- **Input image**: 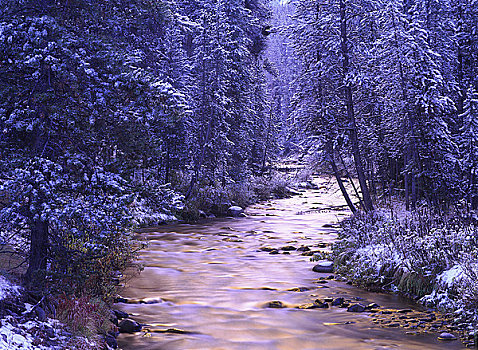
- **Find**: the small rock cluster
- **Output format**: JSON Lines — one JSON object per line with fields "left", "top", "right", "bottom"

{"left": 107, "top": 308, "right": 142, "bottom": 349}
{"left": 259, "top": 243, "right": 327, "bottom": 257}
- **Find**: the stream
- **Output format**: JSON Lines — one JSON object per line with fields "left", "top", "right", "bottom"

{"left": 116, "top": 177, "right": 464, "bottom": 350}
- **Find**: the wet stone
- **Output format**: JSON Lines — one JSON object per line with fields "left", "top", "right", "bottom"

{"left": 159, "top": 328, "right": 194, "bottom": 334}
{"left": 266, "top": 301, "right": 286, "bottom": 308}
{"left": 438, "top": 332, "right": 457, "bottom": 341}
{"left": 287, "top": 287, "right": 310, "bottom": 292}
{"left": 115, "top": 297, "right": 129, "bottom": 303}
{"left": 281, "top": 245, "right": 296, "bottom": 251}
{"left": 113, "top": 310, "right": 129, "bottom": 320}
{"left": 312, "top": 261, "right": 334, "bottom": 273}
{"left": 297, "top": 246, "right": 310, "bottom": 252}
{"left": 269, "top": 249, "right": 280, "bottom": 255}
{"left": 259, "top": 247, "right": 275, "bottom": 252}
{"left": 313, "top": 299, "right": 329, "bottom": 308}
{"left": 119, "top": 319, "right": 142, "bottom": 333}
{"left": 347, "top": 304, "right": 366, "bottom": 313}
{"left": 105, "top": 334, "right": 118, "bottom": 349}
{"left": 331, "top": 297, "right": 344, "bottom": 306}
{"left": 297, "top": 303, "right": 319, "bottom": 310}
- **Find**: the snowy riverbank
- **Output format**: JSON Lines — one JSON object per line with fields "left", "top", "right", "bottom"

{"left": 333, "top": 205, "right": 478, "bottom": 342}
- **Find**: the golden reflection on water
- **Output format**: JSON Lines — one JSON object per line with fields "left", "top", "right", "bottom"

{"left": 117, "top": 177, "right": 464, "bottom": 350}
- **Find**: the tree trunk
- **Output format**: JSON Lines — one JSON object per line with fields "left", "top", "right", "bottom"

{"left": 339, "top": 0, "right": 374, "bottom": 212}
{"left": 392, "top": 15, "right": 421, "bottom": 210}
{"left": 25, "top": 219, "right": 49, "bottom": 283}
{"left": 327, "top": 142, "right": 357, "bottom": 213}
{"left": 337, "top": 148, "right": 364, "bottom": 210}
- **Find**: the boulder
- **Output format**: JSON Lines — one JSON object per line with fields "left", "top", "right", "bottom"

{"left": 113, "top": 309, "right": 129, "bottom": 320}
{"left": 105, "top": 334, "right": 118, "bottom": 349}
{"left": 198, "top": 210, "right": 207, "bottom": 218}
{"left": 366, "top": 303, "right": 380, "bottom": 309}
{"left": 109, "top": 311, "right": 118, "bottom": 326}
{"left": 312, "top": 261, "right": 334, "bottom": 273}
{"left": 280, "top": 245, "right": 296, "bottom": 251}
{"left": 313, "top": 299, "right": 329, "bottom": 308}
{"left": 259, "top": 247, "right": 275, "bottom": 252}
{"left": 331, "top": 297, "right": 345, "bottom": 306}
{"left": 34, "top": 306, "right": 47, "bottom": 322}
{"left": 438, "top": 332, "right": 457, "bottom": 341}
{"left": 297, "top": 246, "right": 310, "bottom": 252}
{"left": 347, "top": 304, "right": 366, "bottom": 312}
{"left": 266, "top": 301, "right": 285, "bottom": 308}
{"left": 227, "top": 206, "right": 244, "bottom": 217}
{"left": 119, "top": 319, "right": 142, "bottom": 333}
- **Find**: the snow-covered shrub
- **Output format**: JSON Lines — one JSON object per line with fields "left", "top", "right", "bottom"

{"left": 180, "top": 171, "right": 292, "bottom": 220}
{"left": 0, "top": 1, "right": 189, "bottom": 299}
{"left": 131, "top": 179, "right": 184, "bottom": 226}
{"left": 251, "top": 172, "right": 291, "bottom": 200}
{"left": 334, "top": 206, "right": 478, "bottom": 311}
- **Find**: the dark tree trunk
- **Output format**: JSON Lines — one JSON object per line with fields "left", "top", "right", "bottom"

{"left": 165, "top": 145, "right": 170, "bottom": 184}
{"left": 25, "top": 219, "right": 49, "bottom": 283}
{"left": 339, "top": 0, "right": 374, "bottom": 212}
{"left": 404, "top": 157, "right": 410, "bottom": 211}
{"left": 337, "top": 148, "right": 364, "bottom": 210}
{"left": 327, "top": 142, "right": 357, "bottom": 213}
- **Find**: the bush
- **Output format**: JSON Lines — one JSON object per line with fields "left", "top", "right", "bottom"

{"left": 180, "top": 172, "right": 292, "bottom": 220}
{"left": 57, "top": 294, "right": 113, "bottom": 341}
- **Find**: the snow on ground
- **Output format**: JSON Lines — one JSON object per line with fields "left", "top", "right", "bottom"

{"left": 0, "top": 316, "right": 65, "bottom": 350}
{"left": 0, "top": 275, "right": 20, "bottom": 301}
{"left": 0, "top": 277, "right": 97, "bottom": 350}
{"left": 437, "top": 264, "right": 466, "bottom": 288}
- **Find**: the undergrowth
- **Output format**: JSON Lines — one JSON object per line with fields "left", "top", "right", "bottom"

{"left": 180, "top": 172, "right": 291, "bottom": 220}
{"left": 333, "top": 204, "right": 478, "bottom": 313}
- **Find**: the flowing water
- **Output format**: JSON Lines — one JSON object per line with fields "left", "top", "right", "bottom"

{"left": 116, "top": 177, "right": 464, "bottom": 350}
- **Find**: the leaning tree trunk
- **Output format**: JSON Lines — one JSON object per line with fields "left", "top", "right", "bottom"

{"left": 339, "top": 0, "right": 374, "bottom": 212}
{"left": 327, "top": 141, "right": 357, "bottom": 213}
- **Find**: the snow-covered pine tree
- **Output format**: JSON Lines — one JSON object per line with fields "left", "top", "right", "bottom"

{"left": 0, "top": 0, "right": 186, "bottom": 292}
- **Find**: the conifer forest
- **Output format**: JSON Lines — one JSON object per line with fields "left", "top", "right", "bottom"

{"left": 0, "top": 0, "right": 478, "bottom": 349}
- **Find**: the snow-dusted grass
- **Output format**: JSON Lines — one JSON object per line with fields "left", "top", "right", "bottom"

{"left": 333, "top": 205, "right": 478, "bottom": 314}
{"left": 0, "top": 315, "right": 101, "bottom": 350}
{"left": 0, "top": 276, "right": 101, "bottom": 350}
